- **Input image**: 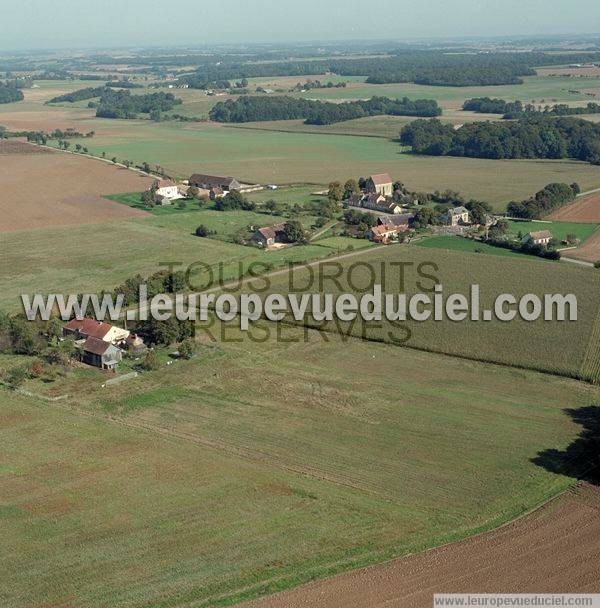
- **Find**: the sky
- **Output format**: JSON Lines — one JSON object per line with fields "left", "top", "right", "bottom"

{"left": 1, "top": 0, "right": 599, "bottom": 51}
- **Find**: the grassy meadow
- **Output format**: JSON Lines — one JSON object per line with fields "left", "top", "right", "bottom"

{"left": 0, "top": 208, "right": 360, "bottom": 313}
{"left": 2, "top": 321, "right": 598, "bottom": 607}
{"left": 505, "top": 220, "right": 600, "bottom": 244}
{"left": 43, "top": 123, "right": 600, "bottom": 208}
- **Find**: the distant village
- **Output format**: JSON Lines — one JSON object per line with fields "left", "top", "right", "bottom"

{"left": 145, "top": 169, "right": 557, "bottom": 250}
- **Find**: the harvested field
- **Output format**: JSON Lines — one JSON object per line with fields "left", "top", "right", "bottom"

{"left": 0, "top": 145, "right": 152, "bottom": 232}
{"left": 0, "top": 140, "right": 52, "bottom": 155}
{"left": 240, "top": 484, "right": 600, "bottom": 608}
{"left": 549, "top": 192, "right": 600, "bottom": 223}
{"left": 563, "top": 230, "right": 600, "bottom": 263}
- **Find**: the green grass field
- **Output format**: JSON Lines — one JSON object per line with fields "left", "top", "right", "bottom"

{"left": 49, "top": 123, "right": 600, "bottom": 209}
{"left": 0, "top": 212, "right": 361, "bottom": 313}
{"left": 2, "top": 320, "right": 598, "bottom": 607}
{"left": 506, "top": 220, "right": 600, "bottom": 244}
{"left": 259, "top": 244, "right": 600, "bottom": 382}
{"left": 415, "top": 235, "right": 542, "bottom": 259}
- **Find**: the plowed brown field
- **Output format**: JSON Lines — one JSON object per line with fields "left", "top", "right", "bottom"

{"left": 563, "top": 231, "right": 600, "bottom": 263}
{"left": 0, "top": 143, "right": 151, "bottom": 232}
{"left": 240, "top": 485, "right": 600, "bottom": 608}
{"left": 549, "top": 193, "right": 600, "bottom": 223}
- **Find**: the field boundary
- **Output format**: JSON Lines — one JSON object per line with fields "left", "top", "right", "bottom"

{"left": 580, "top": 306, "right": 600, "bottom": 383}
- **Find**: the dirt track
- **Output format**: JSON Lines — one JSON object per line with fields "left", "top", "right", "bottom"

{"left": 240, "top": 485, "right": 600, "bottom": 608}
{"left": 0, "top": 143, "right": 151, "bottom": 232}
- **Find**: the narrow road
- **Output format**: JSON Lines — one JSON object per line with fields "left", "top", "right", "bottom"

{"left": 561, "top": 256, "right": 595, "bottom": 268}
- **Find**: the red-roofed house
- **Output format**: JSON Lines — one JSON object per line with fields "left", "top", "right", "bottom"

{"left": 63, "top": 318, "right": 130, "bottom": 344}
{"left": 369, "top": 224, "right": 405, "bottom": 244}
{"left": 251, "top": 223, "right": 287, "bottom": 247}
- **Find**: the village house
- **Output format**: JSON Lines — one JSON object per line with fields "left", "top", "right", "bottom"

{"left": 251, "top": 222, "right": 287, "bottom": 247}
{"left": 189, "top": 173, "right": 241, "bottom": 193}
{"left": 347, "top": 193, "right": 404, "bottom": 215}
{"left": 78, "top": 336, "right": 122, "bottom": 371}
{"left": 444, "top": 206, "right": 471, "bottom": 227}
{"left": 361, "top": 193, "right": 388, "bottom": 211}
{"left": 152, "top": 179, "right": 183, "bottom": 205}
{"left": 365, "top": 173, "right": 394, "bottom": 197}
{"left": 63, "top": 318, "right": 130, "bottom": 344}
{"left": 522, "top": 230, "right": 553, "bottom": 246}
{"left": 378, "top": 213, "right": 413, "bottom": 228}
{"left": 370, "top": 223, "right": 404, "bottom": 244}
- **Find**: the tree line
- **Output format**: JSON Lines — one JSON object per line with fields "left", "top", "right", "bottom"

{"left": 209, "top": 95, "right": 441, "bottom": 124}
{"left": 180, "top": 51, "right": 600, "bottom": 89}
{"left": 399, "top": 116, "right": 600, "bottom": 164}
{"left": 506, "top": 182, "right": 579, "bottom": 219}
{"left": 463, "top": 97, "right": 600, "bottom": 119}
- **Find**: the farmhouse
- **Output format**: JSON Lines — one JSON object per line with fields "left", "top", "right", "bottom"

{"left": 77, "top": 336, "right": 122, "bottom": 371}
{"left": 63, "top": 317, "right": 130, "bottom": 344}
{"left": 347, "top": 193, "right": 404, "bottom": 214}
{"left": 365, "top": 173, "right": 393, "bottom": 197}
{"left": 444, "top": 206, "right": 470, "bottom": 227}
{"left": 189, "top": 174, "right": 241, "bottom": 193}
{"left": 378, "top": 213, "right": 413, "bottom": 227}
{"left": 370, "top": 223, "right": 404, "bottom": 244}
{"left": 522, "top": 230, "right": 553, "bottom": 246}
{"left": 152, "top": 179, "right": 182, "bottom": 204}
{"left": 251, "top": 222, "right": 287, "bottom": 247}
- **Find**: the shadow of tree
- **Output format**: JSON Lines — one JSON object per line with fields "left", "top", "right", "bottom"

{"left": 532, "top": 405, "right": 600, "bottom": 485}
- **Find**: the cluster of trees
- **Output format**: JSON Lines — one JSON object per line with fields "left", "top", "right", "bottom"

{"left": 93, "top": 89, "right": 182, "bottom": 119}
{"left": 342, "top": 209, "right": 378, "bottom": 234}
{"left": 463, "top": 97, "right": 600, "bottom": 119}
{"left": 0, "top": 82, "right": 24, "bottom": 104}
{"left": 209, "top": 95, "right": 441, "bottom": 125}
{"left": 133, "top": 317, "right": 195, "bottom": 347}
{"left": 104, "top": 80, "right": 142, "bottom": 89}
{"left": 400, "top": 116, "right": 600, "bottom": 164}
{"left": 507, "top": 182, "right": 579, "bottom": 219}
{"left": 281, "top": 220, "right": 307, "bottom": 244}
{"left": 113, "top": 269, "right": 189, "bottom": 307}
{"left": 290, "top": 79, "right": 347, "bottom": 91}
{"left": 195, "top": 224, "right": 216, "bottom": 237}
{"left": 47, "top": 86, "right": 107, "bottom": 103}
{"left": 0, "top": 313, "right": 77, "bottom": 388}
{"left": 214, "top": 190, "right": 257, "bottom": 212}
{"left": 47, "top": 86, "right": 182, "bottom": 119}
